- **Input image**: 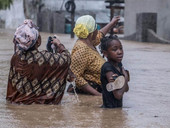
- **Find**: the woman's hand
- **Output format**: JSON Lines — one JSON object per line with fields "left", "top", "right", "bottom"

{"left": 51, "top": 35, "right": 61, "bottom": 47}
{"left": 67, "top": 69, "right": 76, "bottom": 82}
{"left": 81, "top": 84, "right": 102, "bottom": 96}
{"left": 100, "top": 16, "right": 120, "bottom": 35}
{"left": 111, "top": 16, "right": 120, "bottom": 26}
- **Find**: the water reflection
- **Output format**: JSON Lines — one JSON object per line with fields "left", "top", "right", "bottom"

{"left": 100, "top": 108, "right": 128, "bottom": 128}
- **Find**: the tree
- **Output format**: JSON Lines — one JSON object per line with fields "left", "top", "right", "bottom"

{"left": 0, "top": 0, "right": 13, "bottom": 10}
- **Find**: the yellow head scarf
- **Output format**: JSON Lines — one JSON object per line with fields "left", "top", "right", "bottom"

{"left": 73, "top": 15, "right": 97, "bottom": 38}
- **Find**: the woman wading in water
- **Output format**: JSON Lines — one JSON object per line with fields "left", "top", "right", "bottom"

{"left": 6, "top": 20, "right": 71, "bottom": 104}
{"left": 68, "top": 15, "right": 120, "bottom": 96}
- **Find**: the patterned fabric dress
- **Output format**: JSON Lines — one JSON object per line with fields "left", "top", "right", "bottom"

{"left": 6, "top": 45, "right": 71, "bottom": 104}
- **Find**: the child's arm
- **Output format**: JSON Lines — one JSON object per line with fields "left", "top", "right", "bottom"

{"left": 106, "top": 70, "right": 129, "bottom": 100}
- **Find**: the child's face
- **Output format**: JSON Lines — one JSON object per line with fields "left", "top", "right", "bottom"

{"left": 106, "top": 40, "right": 124, "bottom": 63}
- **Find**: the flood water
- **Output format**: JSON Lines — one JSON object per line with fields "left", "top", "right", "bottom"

{"left": 0, "top": 28, "right": 170, "bottom": 128}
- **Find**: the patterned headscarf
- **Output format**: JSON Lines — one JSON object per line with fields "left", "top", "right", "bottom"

{"left": 73, "top": 15, "right": 97, "bottom": 38}
{"left": 14, "top": 19, "right": 39, "bottom": 51}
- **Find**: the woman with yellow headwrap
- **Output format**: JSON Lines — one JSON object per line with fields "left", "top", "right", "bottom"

{"left": 68, "top": 15, "right": 120, "bottom": 96}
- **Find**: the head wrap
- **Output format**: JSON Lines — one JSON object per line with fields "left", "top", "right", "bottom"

{"left": 14, "top": 19, "right": 39, "bottom": 51}
{"left": 73, "top": 15, "right": 97, "bottom": 38}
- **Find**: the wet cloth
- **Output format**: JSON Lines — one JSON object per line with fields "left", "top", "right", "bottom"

{"left": 6, "top": 44, "right": 71, "bottom": 104}
{"left": 70, "top": 31, "right": 105, "bottom": 88}
{"left": 14, "top": 19, "right": 39, "bottom": 51}
{"left": 101, "top": 62, "right": 123, "bottom": 108}
{"left": 73, "top": 15, "right": 97, "bottom": 38}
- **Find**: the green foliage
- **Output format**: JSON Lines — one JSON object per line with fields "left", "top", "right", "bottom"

{"left": 0, "top": 0, "right": 13, "bottom": 10}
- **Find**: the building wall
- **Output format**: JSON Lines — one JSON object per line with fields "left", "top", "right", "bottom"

{"left": 0, "top": 0, "right": 107, "bottom": 29}
{"left": 42, "top": 0, "right": 106, "bottom": 11}
{"left": 0, "top": 0, "right": 25, "bottom": 29}
{"left": 124, "top": 0, "right": 170, "bottom": 40}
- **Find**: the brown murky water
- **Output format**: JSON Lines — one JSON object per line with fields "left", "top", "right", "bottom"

{"left": 0, "top": 28, "right": 170, "bottom": 128}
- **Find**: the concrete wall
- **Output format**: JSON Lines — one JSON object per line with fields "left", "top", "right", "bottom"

{"left": 0, "top": 0, "right": 25, "bottom": 29}
{"left": 37, "top": 11, "right": 65, "bottom": 33}
{"left": 41, "top": 0, "right": 106, "bottom": 11}
{"left": 0, "top": 0, "right": 107, "bottom": 29}
{"left": 157, "top": 1, "right": 170, "bottom": 40}
{"left": 124, "top": 0, "right": 170, "bottom": 40}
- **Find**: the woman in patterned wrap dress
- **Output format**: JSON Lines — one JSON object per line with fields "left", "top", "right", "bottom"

{"left": 6, "top": 19, "right": 71, "bottom": 104}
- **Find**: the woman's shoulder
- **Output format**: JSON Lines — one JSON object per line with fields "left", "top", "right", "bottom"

{"left": 74, "top": 40, "right": 88, "bottom": 49}
{"left": 72, "top": 40, "right": 89, "bottom": 54}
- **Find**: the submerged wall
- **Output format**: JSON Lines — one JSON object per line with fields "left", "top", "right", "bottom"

{"left": 124, "top": 0, "right": 170, "bottom": 40}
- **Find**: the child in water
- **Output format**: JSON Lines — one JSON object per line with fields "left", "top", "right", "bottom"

{"left": 100, "top": 35, "right": 130, "bottom": 108}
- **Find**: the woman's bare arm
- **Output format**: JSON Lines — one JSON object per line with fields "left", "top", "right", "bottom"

{"left": 81, "top": 84, "right": 102, "bottom": 96}
{"left": 100, "top": 16, "right": 120, "bottom": 35}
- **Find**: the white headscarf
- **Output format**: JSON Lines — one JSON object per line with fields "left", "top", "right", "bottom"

{"left": 14, "top": 19, "right": 39, "bottom": 51}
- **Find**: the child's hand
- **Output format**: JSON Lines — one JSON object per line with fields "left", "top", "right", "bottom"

{"left": 125, "top": 70, "right": 130, "bottom": 82}
{"left": 122, "top": 67, "right": 130, "bottom": 82}
{"left": 109, "top": 74, "right": 118, "bottom": 82}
